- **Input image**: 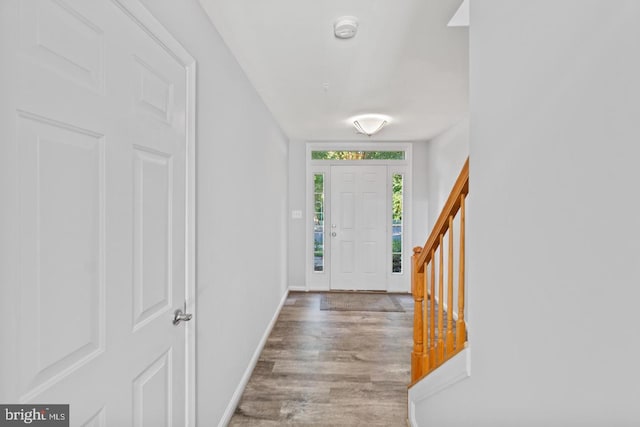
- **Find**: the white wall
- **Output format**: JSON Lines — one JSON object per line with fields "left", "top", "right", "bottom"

{"left": 413, "top": 1, "right": 640, "bottom": 426}
{"left": 287, "top": 140, "right": 307, "bottom": 288}
{"left": 425, "top": 118, "right": 469, "bottom": 231}
{"left": 138, "top": 1, "right": 289, "bottom": 425}
{"left": 412, "top": 141, "right": 430, "bottom": 249}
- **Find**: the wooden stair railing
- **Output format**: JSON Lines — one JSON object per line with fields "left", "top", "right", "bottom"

{"left": 410, "top": 158, "right": 469, "bottom": 385}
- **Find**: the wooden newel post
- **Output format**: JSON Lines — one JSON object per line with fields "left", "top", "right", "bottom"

{"left": 411, "top": 246, "right": 424, "bottom": 382}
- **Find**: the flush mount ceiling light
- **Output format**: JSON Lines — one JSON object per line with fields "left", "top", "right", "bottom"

{"left": 351, "top": 114, "right": 390, "bottom": 137}
{"left": 334, "top": 16, "right": 359, "bottom": 39}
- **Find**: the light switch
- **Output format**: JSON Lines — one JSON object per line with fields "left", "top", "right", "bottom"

{"left": 291, "top": 210, "right": 303, "bottom": 219}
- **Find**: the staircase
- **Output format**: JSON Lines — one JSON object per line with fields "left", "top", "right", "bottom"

{"left": 410, "top": 158, "right": 469, "bottom": 385}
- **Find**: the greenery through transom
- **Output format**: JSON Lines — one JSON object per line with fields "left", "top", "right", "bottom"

{"left": 311, "top": 150, "right": 405, "bottom": 160}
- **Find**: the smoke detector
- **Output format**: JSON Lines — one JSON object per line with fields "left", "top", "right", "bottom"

{"left": 334, "top": 16, "right": 359, "bottom": 39}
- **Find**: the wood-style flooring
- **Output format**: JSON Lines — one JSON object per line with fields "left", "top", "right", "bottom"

{"left": 228, "top": 291, "right": 414, "bottom": 426}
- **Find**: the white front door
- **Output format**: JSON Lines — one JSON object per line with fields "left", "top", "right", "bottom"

{"left": 0, "top": 0, "right": 192, "bottom": 425}
{"left": 330, "top": 165, "right": 387, "bottom": 291}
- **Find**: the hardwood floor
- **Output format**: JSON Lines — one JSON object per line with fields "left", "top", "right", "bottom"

{"left": 228, "top": 291, "right": 414, "bottom": 426}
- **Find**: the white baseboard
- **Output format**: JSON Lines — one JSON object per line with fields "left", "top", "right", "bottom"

{"left": 408, "top": 347, "right": 471, "bottom": 427}
{"left": 217, "top": 289, "right": 290, "bottom": 427}
{"left": 288, "top": 285, "right": 307, "bottom": 292}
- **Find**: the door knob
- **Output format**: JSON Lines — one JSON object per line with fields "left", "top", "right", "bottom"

{"left": 331, "top": 232, "right": 337, "bottom": 237}
{"left": 173, "top": 309, "right": 193, "bottom": 325}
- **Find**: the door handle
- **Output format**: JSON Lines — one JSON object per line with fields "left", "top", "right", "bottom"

{"left": 331, "top": 232, "right": 337, "bottom": 237}
{"left": 173, "top": 309, "right": 193, "bottom": 325}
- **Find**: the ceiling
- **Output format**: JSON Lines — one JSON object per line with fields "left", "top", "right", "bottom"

{"left": 198, "top": 0, "right": 469, "bottom": 142}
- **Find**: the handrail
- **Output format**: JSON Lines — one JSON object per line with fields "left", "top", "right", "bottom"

{"left": 415, "top": 158, "right": 469, "bottom": 269}
{"left": 410, "top": 157, "right": 469, "bottom": 386}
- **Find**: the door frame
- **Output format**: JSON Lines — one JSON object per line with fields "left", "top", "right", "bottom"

{"left": 114, "top": 1, "right": 197, "bottom": 425}
{"left": 305, "top": 142, "right": 412, "bottom": 292}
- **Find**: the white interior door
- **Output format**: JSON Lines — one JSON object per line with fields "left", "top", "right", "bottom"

{"left": 0, "top": 0, "right": 192, "bottom": 425}
{"left": 330, "top": 165, "right": 387, "bottom": 291}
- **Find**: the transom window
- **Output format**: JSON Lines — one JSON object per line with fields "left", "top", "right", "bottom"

{"left": 311, "top": 151, "right": 405, "bottom": 160}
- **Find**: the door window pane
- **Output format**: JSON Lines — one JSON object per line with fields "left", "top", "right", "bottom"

{"left": 392, "top": 174, "right": 403, "bottom": 273}
{"left": 313, "top": 174, "right": 325, "bottom": 272}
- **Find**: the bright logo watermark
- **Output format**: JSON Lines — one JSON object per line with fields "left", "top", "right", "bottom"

{"left": 0, "top": 405, "right": 68, "bottom": 426}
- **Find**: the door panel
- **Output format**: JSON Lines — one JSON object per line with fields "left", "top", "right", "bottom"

{"left": 330, "top": 166, "right": 387, "bottom": 290}
{"left": 17, "top": 112, "right": 105, "bottom": 401}
{"left": 132, "top": 350, "right": 172, "bottom": 427}
{"left": 132, "top": 147, "right": 173, "bottom": 331}
{"left": 0, "top": 0, "right": 190, "bottom": 425}
{"left": 19, "top": 0, "right": 105, "bottom": 93}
